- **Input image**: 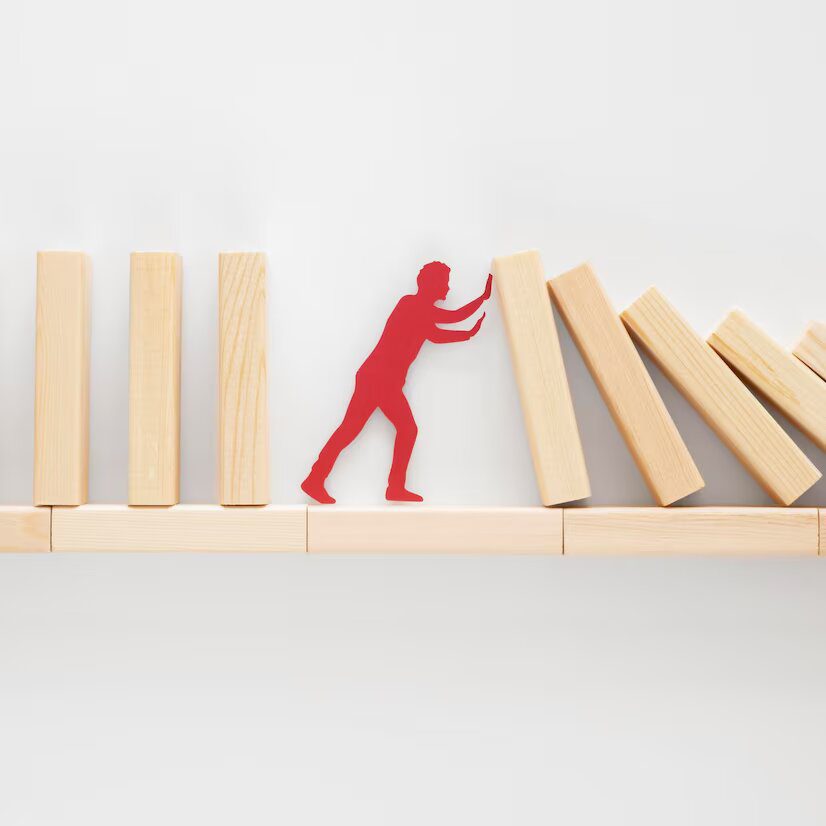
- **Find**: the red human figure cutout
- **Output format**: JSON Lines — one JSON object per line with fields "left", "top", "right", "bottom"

{"left": 302, "top": 262, "right": 492, "bottom": 504}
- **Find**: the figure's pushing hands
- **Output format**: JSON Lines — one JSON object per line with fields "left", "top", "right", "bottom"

{"left": 301, "top": 262, "right": 492, "bottom": 504}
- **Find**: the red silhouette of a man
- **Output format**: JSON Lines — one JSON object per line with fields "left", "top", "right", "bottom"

{"left": 302, "top": 262, "right": 492, "bottom": 504}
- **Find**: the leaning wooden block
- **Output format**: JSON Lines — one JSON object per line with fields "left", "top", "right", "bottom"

{"left": 0, "top": 507, "right": 51, "bottom": 552}
{"left": 621, "top": 289, "right": 820, "bottom": 505}
{"left": 708, "top": 310, "right": 826, "bottom": 451}
{"left": 34, "top": 252, "right": 91, "bottom": 505}
{"left": 492, "top": 250, "right": 590, "bottom": 505}
{"left": 308, "top": 507, "right": 562, "bottom": 553}
{"left": 219, "top": 253, "right": 269, "bottom": 505}
{"left": 129, "top": 253, "right": 182, "bottom": 505}
{"left": 793, "top": 322, "right": 826, "bottom": 381}
{"left": 564, "top": 507, "right": 818, "bottom": 555}
{"left": 52, "top": 505, "right": 306, "bottom": 552}
{"left": 549, "top": 263, "right": 703, "bottom": 505}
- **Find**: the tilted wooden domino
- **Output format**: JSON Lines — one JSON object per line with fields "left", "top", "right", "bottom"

{"left": 51, "top": 505, "right": 306, "bottom": 552}
{"left": 0, "top": 506, "right": 51, "bottom": 552}
{"left": 549, "top": 263, "right": 704, "bottom": 505}
{"left": 34, "top": 252, "right": 91, "bottom": 505}
{"left": 564, "top": 507, "right": 818, "bottom": 555}
{"left": 708, "top": 310, "right": 826, "bottom": 451}
{"left": 308, "top": 507, "right": 562, "bottom": 553}
{"left": 129, "top": 253, "right": 182, "bottom": 505}
{"left": 492, "top": 250, "right": 590, "bottom": 505}
{"left": 621, "top": 288, "right": 820, "bottom": 505}
{"left": 793, "top": 321, "right": 826, "bottom": 382}
{"left": 219, "top": 253, "right": 269, "bottom": 505}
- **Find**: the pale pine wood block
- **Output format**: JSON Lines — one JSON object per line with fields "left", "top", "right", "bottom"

{"left": 219, "top": 253, "right": 269, "bottom": 505}
{"left": 0, "top": 507, "right": 51, "bottom": 552}
{"left": 549, "top": 264, "right": 703, "bottom": 506}
{"left": 491, "top": 250, "right": 590, "bottom": 505}
{"left": 708, "top": 310, "right": 826, "bottom": 451}
{"left": 621, "top": 288, "right": 820, "bottom": 505}
{"left": 564, "top": 507, "right": 818, "bottom": 555}
{"left": 34, "top": 252, "right": 91, "bottom": 505}
{"left": 129, "top": 253, "right": 182, "bottom": 505}
{"left": 52, "top": 505, "right": 306, "bottom": 552}
{"left": 308, "top": 507, "right": 562, "bottom": 553}
{"left": 793, "top": 321, "right": 826, "bottom": 381}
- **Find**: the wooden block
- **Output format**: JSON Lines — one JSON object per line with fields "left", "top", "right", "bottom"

{"left": 52, "top": 505, "right": 306, "bottom": 552}
{"left": 492, "top": 250, "right": 590, "bottom": 505}
{"left": 549, "top": 264, "right": 704, "bottom": 505}
{"left": 564, "top": 507, "right": 818, "bottom": 555}
{"left": 621, "top": 289, "right": 820, "bottom": 505}
{"left": 129, "top": 253, "right": 182, "bottom": 505}
{"left": 219, "top": 253, "right": 269, "bottom": 505}
{"left": 820, "top": 509, "right": 825, "bottom": 556}
{"left": 0, "top": 507, "right": 51, "bottom": 552}
{"left": 34, "top": 252, "right": 91, "bottom": 505}
{"left": 308, "top": 507, "right": 562, "bottom": 553}
{"left": 708, "top": 310, "right": 826, "bottom": 451}
{"left": 793, "top": 322, "right": 826, "bottom": 381}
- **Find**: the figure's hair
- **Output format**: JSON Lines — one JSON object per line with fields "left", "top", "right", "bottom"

{"left": 417, "top": 261, "right": 450, "bottom": 290}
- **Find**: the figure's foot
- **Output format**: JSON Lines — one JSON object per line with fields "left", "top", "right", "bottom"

{"left": 386, "top": 486, "right": 423, "bottom": 502}
{"left": 301, "top": 474, "right": 335, "bottom": 504}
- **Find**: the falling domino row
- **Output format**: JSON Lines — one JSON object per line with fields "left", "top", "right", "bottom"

{"left": 1, "top": 247, "right": 824, "bottom": 554}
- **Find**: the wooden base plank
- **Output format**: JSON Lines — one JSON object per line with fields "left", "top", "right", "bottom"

{"left": 564, "top": 507, "right": 818, "bottom": 556}
{"left": 51, "top": 505, "right": 306, "bottom": 552}
{"left": 793, "top": 321, "right": 826, "bottom": 382}
{"left": 708, "top": 310, "right": 826, "bottom": 451}
{"left": 0, "top": 507, "right": 51, "bottom": 552}
{"left": 308, "top": 507, "right": 562, "bottom": 553}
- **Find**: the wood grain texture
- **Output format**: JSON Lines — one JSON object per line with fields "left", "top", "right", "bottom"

{"left": 549, "top": 264, "right": 703, "bottom": 505}
{"left": 34, "top": 252, "right": 91, "bottom": 505}
{"left": 708, "top": 310, "right": 826, "bottom": 451}
{"left": 564, "top": 507, "right": 818, "bottom": 555}
{"left": 52, "top": 505, "right": 306, "bottom": 552}
{"left": 308, "top": 507, "right": 562, "bottom": 553}
{"left": 621, "top": 289, "right": 820, "bottom": 505}
{"left": 219, "top": 253, "right": 269, "bottom": 504}
{"left": 129, "top": 253, "right": 182, "bottom": 505}
{"left": 492, "top": 250, "right": 590, "bottom": 505}
{"left": 793, "top": 321, "right": 826, "bottom": 381}
{"left": 0, "top": 507, "right": 51, "bottom": 552}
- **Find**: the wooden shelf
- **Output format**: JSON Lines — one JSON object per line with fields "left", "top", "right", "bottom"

{"left": 0, "top": 505, "right": 823, "bottom": 555}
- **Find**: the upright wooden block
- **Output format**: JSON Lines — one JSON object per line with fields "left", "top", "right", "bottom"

{"left": 492, "top": 250, "right": 590, "bottom": 505}
{"left": 219, "top": 253, "right": 269, "bottom": 505}
{"left": 129, "top": 253, "right": 182, "bottom": 505}
{"left": 34, "top": 252, "right": 91, "bottom": 505}
{"left": 549, "top": 264, "right": 704, "bottom": 505}
{"left": 52, "top": 505, "right": 306, "bottom": 552}
{"left": 308, "top": 507, "right": 562, "bottom": 553}
{"left": 793, "top": 322, "right": 826, "bottom": 381}
{"left": 621, "top": 289, "right": 820, "bottom": 505}
{"left": 564, "top": 507, "right": 818, "bottom": 555}
{"left": 708, "top": 311, "right": 826, "bottom": 451}
{"left": 0, "top": 507, "right": 51, "bottom": 552}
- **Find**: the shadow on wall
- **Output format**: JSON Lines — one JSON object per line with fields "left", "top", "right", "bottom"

{"left": 555, "top": 311, "right": 826, "bottom": 507}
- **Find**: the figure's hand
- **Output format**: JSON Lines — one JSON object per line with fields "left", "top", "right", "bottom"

{"left": 482, "top": 273, "right": 493, "bottom": 301}
{"left": 470, "top": 312, "right": 486, "bottom": 337}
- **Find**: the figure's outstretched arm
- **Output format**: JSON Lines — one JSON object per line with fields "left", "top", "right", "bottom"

{"left": 428, "top": 313, "right": 485, "bottom": 344}
{"left": 432, "top": 274, "right": 492, "bottom": 322}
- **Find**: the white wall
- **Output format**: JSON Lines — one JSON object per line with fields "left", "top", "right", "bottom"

{"left": 1, "top": 0, "right": 825, "bottom": 822}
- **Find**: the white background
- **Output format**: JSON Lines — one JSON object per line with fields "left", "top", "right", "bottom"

{"left": 1, "top": 0, "right": 826, "bottom": 822}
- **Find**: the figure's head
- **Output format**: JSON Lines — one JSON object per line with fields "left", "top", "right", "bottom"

{"left": 416, "top": 261, "right": 450, "bottom": 300}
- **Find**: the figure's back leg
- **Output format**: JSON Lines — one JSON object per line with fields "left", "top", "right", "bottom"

{"left": 378, "top": 389, "right": 422, "bottom": 501}
{"left": 303, "top": 378, "right": 377, "bottom": 503}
